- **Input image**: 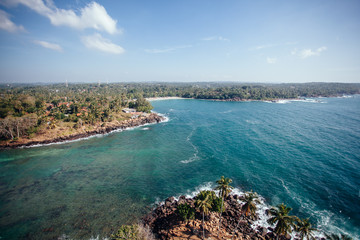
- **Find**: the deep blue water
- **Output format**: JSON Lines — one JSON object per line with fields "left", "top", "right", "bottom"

{"left": 0, "top": 97, "right": 359, "bottom": 239}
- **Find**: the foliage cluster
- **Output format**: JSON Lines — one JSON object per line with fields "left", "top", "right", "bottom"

{"left": 128, "top": 96, "right": 153, "bottom": 113}
{"left": 177, "top": 203, "right": 195, "bottom": 222}
{"left": 0, "top": 83, "right": 156, "bottom": 140}
{"left": 195, "top": 190, "right": 223, "bottom": 213}
{"left": 111, "top": 223, "right": 154, "bottom": 240}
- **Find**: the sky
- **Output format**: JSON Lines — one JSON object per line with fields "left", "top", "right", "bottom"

{"left": 0, "top": 0, "right": 359, "bottom": 83}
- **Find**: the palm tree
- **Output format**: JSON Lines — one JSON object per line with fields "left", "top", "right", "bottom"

{"left": 296, "top": 218, "right": 317, "bottom": 240}
{"left": 267, "top": 203, "right": 296, "bottom": 238}
{"left": 241, "top": 191, "right": 260, "bottom": 217}
{"left": 214, "top": 176, "right": 233, "bottom": 236}
{"left": 195, "top": 192, "right": 212, "bottom": 240}
{"left": 231, "top": 191, "right": 260, "bottom": 240}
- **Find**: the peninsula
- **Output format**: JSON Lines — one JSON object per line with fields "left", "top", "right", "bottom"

{"left": 1, "top": 82, "right": 359, "bottom": 148}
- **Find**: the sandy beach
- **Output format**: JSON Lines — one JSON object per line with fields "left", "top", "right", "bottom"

{"left": 146, "top": 97, "right": 188, "bottom": 101}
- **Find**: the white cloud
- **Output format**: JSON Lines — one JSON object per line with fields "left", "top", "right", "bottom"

{"left": 145, "top": 45, "right": 192, "bottom": 54}
{"left": 267, "top": 57, "right": 277, "bottom": 64}
{"left": 292, "top": 46, "right": 327, "bottom": 59}
{"left": 249, "top": 43, "right": 277, "bottom": 51}
{"left": 2, "top": 0, "right": 119, "bottom": 34}
{"left": 291, "top": 48, "right": 298, "bottom": 55}
{"left": 0, "top": 9, "right": 25, "bottom": 32}
{"left": 34, "top": 40, "right": 62, "bottom": 52}
{"left": 81, "top": 33, "right": 124, "bottom": 54}
{"left": 202, "top": 36, "right": 229, "bottom": 41}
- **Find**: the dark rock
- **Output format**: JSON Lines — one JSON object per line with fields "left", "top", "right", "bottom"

{"left": 164, "top": 200, "right": 172, "bottom": 208}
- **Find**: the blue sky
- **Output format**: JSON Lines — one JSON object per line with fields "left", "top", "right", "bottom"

{"left": 0, "top": 0, "right": 359, "bottom": 83}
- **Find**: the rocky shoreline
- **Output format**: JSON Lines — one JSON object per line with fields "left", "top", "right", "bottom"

{"left": 143, "top": 194, "right": 287, "bottom": 240}
{"left": 0, "top": 113, "right": 165, "bottom": 149}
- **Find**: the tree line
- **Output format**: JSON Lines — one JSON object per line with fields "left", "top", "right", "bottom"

{"left": 1, "top": 82, "right": 359, "bottom": 140}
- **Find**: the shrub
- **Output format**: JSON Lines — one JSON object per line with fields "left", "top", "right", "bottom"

{"left": 111, "top": 223, "right": 155, "bottom": 240}
{"left": 177, "top": 203, "right": 195, "bottom": 222}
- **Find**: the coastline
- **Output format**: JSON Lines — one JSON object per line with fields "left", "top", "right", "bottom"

{"left": 0, "top": 113, "right": 165, "bottom": 149}
{"left": 143, "top": 190, "right": 328, "bottom": 240}
{"left": 143, "top": 193, "right": 285, "bottom": 240}
{"left": 146, "top": 97, "right": 189, "bottom": 101}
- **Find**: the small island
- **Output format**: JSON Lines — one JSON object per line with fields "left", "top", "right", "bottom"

{"left": 113, "top": 177, "right": 352, "bottom": 240}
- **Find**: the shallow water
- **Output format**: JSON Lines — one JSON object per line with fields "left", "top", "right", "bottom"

{"left": 0, "top": 97, "right": 359, "bottom": 239}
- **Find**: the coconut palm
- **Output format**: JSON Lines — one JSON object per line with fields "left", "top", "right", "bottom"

{"left": 215, "top": 176, "right": 234, "bottom": 199}
{"left": 241, "top": 191, "right": 260, "bottom": 217}
{"left": 267, "top": 203, "right": 296, "bottom": 238}
{"left": 215, "top": 176, "right": 233, "bottom": 236}
{"left": 231, "top": 191, "right": 259, "bottom": 240}
{"left": 296, "top": 218, "right": 317, "bottom": 240}
{"left": 195, "top": 192, "right": 212, "bottom": 240}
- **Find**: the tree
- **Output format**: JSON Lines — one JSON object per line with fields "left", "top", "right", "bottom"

{"left": 0, "top": 114, "right": 37, "bottom": 140}
{"left": 177, "top": 203, "right": 195, "bottom": 223}
{"left": 295, "top": 218, "right": 317, "bottom": 240}
{"left": 231, "top": 191, "right": 260, "bottom": 240}
{"left": 0, "top": 117, "right": 15, "bottom": 140}
{"left": 214, "top": 176, "right": 233, "bottom": 236}
{"left": 241, "top": 191, "right": 260, "bottom": 217}
{"left": 133, "top": 96, "right": 153, "bottom": 113}
{"left": 195, "top": 191, "right": 212, "bottom": 240}
{"left": 267, "top": 203, "right": 296, "bottom": 238}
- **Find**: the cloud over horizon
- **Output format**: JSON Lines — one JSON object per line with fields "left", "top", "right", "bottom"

{"left": 1, "top": 0, "right": 120, "bottom": 34}
{"left": 81, "top": 33, "right": 124, "bottom": 54}
{"left": 267, "top": 57, "right": 277, "bottom": 64}
{"left": 292, "top": 46, "right": 327, "bottom": 59}
{"left": 0, "top": 9, "right": 25, "bottom": 33}
{"left": 202, "top": 36, "right": 229, "bottom": 41}
{"left": 145, "top": 45, "right": 192, "bottom": 54}
{"left": 34, "top": 40, "right": 62, "bottom": 52}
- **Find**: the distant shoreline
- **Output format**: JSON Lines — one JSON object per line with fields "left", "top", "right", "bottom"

{"left": 146, "top": 97, "right": 189, "bottom": 101}
{"left": 0, "top": 113, "right": 165, "bottom": 149}
{"left": 148, "top": 95, "right": 356, "bottom": 103}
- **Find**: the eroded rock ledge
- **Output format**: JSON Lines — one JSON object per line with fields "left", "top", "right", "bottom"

{"left": 0, "top": 113, "right": 165, "bottom": 149}
{"left": 143, "top": 195, "right": 283, "bottom": 240}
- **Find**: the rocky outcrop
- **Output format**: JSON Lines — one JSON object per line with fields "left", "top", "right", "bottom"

{"left": 143, "top": 195, "right": 283, "bottom": 240}
{"left": 0, "top": 113, "right": 165, "bottom": 149}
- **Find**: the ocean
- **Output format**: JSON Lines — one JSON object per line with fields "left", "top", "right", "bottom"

{"left": 0, "top": 96, "right": 359, "bottom": 239}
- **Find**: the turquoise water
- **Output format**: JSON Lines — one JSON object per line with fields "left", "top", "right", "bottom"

{"left": 0, "top": 97, "right": 359, "bottom": 239}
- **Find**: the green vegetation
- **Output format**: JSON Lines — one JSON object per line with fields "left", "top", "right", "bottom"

{"left": 177, "top": 203, "right": 195, "bottom": 222}
{"left": 295, "top": 218, "right": 317, "bottom": 240}
{"left": 129, "top": 96, "right": 153, "bottom": 113}
{"left": 215, "top": 176, "right": 233, "bottom": 236}
{"left": 241, "top": 191, "right": 260, "bottom": 217}
{"left": 267, "top": 203, "right": 297, "bottom": 237}
{"left": 195, "top": 191, "right": 212, "bottom": 240}
{"left": 195, "top": 190, "right": 223, "bottom": 213}
{"left": 1, "top": 82, "right": 359, "bottom": 141}
{"left": 0, "top": 83, "right": 154, "bottom": 141}
{"left": 111, "top": 223, "right": 154, "bottom": 240}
